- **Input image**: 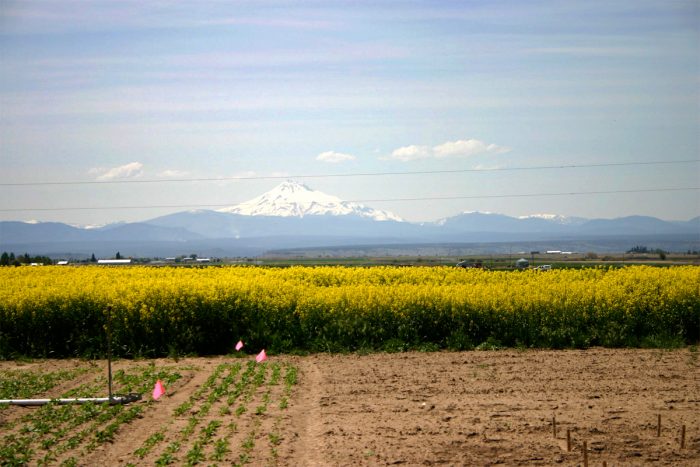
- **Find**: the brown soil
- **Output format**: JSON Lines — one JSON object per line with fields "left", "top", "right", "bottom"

{"left": 1, "top": 348, "right": 698, "bottom": 466}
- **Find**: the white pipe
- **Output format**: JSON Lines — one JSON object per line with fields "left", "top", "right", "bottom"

{"left": 0, "top": 393, "right": 141, "bottom": 406}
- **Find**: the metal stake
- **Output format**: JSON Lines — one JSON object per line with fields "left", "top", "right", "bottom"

{"left": 107, "top": 305, "right": 113, "bottom": 403}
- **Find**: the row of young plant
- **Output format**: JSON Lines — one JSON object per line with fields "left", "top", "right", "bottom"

{"left": 0, "top": 364, "right": 183, "bottom": 466}
{"left": 0, "top": 367, "right": 88, "bottom": 400}
{"left": 2, "top": 265, "right": 698, "bottom": 357}
{"left": 131, "top": 360, "right": 297, "bottom": 466}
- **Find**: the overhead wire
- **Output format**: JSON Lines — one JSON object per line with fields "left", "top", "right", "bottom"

{"left": 1, "top": 159, "right": 697, "bottom": 187}
{"left": 1, "top": 159, "right": 697, "bottom": 213}
{"left": 1, "top": 187, "right": 697, "bottom": 212}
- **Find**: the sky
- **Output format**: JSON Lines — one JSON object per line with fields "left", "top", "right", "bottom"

{"left": 1, "top": 0, "right": 698, "bottom": 225}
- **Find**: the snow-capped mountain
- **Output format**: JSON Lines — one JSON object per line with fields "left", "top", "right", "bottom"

{"left": 217, "top": 180, "right": 403, "bottom": 222}
{"left": 517, "top": 213, "right": 587, "bottom": 225}
{"left": 435, "top": 211, "right": 590, "bottom": 229}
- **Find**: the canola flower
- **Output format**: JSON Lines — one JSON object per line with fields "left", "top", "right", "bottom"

{"left": 1, "top": 265, "right": 698, "bottom": 358}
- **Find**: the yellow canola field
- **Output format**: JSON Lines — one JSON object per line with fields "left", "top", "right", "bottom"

{"left": 1, "top": 265, "right": 698, "bottom": 357}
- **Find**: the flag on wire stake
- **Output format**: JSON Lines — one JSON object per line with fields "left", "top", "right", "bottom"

{"left": 152, "top": 380, "right": 166, "bottom": 400}
{"left": 235, "top": 340, "right": 244, "bottom": 351}
{"left": 256, "top": 349, "right": 267, "bottom": 363}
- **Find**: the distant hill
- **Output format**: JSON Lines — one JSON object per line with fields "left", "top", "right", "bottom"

{"left": 1, "top": 181, "right": 698, "bottom": 257}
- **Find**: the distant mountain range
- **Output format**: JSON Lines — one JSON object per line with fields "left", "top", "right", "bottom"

{"left": 1, "top": 181, "right": 698, "bottom": 258}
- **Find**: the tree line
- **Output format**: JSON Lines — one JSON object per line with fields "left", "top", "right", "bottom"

{"left": 1, "top": 252, "right": 54, "bottom": 266}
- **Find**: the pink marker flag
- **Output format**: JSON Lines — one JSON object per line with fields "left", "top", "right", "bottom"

{"left": 152, "top": 379, "right": 166, "bottom": 400}
{"left": 256, "top": 349, "right": 267, "bottom": 363}
{"left": 235, "top": 340, "right": 244, "bottom": 351}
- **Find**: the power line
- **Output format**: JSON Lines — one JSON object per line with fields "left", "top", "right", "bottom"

{"left": 351, "top": 187, "right": 700, "bottom": 203}
{"left": 1, "top": 159, "right": 698, "bottom": 187}
{"left": 1, "top": 187, "right": 696, "bottom": 213}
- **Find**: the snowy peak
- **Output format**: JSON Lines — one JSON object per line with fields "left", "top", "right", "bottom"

{"left": 518, "top": 213, "right": 563, "bottom": 221}
{"left": 217, "top": 180, "right": 403, "bottom": 222}
{"left": 517, "top": 213, "right": 587, "bottom": 225}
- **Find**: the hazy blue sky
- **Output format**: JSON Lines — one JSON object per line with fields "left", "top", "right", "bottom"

{"left": 1, "top": 0, "right": 698, "bottom": 225}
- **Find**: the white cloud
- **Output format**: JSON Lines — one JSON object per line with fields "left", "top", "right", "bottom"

{"left": 316, "top": 150, "right": 356, "bottom": 163}
{"left": 386, "top": 139, "right": 510, "bottom": 162}
{"left": 90, "top": 161, "right": 144, "bottom": 180}
{"left": 432, "top": 139, "right": 510, "bottom": 158}
{"left": 387, "top": 145, "right": 431, "bottom": 161}
{"left": 157, "top": 169, "right": 189, "bottom": 178}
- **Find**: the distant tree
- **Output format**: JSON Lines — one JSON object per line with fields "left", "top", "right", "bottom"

{"left": 0, "top": 252, "right": 9, "bottom": 266}
{"left": 33, "top": 255, "right": 51, "bottom": 265}
{"left": 659, "top": 251, "right": 666, "bottom": 260}
{"left": 115, "top": 251, "right": 122, "bottom": 260}
{"left": 91, "top": 253, "right": 97, "bottom": 263}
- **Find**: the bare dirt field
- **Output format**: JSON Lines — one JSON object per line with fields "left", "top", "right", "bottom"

{"left": 1, "top": 348, "right": 699, "bottom": 466}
